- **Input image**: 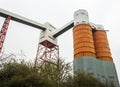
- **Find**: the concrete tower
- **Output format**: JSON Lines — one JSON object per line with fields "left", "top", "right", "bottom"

{"left": 73, "top": 10, "right": 119, "bottom": 87}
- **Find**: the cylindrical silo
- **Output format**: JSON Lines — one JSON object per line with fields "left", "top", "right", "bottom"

{"left": 93, "top": 30, "right": 112, "bottom": 61}
{"left": 73, "top": 24, "right": 96, "bottom": 58}
{"left": 73, "top": 10, "right": 119, "bottom": 87}
{"left": 73, "top": 10, "right": 97, "bottom": 75}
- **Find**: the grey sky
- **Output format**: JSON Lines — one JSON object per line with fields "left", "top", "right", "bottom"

{"left": 0, "top": 0, "right": 120, "bottom": 83}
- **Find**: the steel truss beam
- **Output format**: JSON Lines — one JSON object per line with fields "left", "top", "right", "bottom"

{"left": 0, "top": 8, "right": 46, "bottom": 31}
{"left": 53, "top": 20, "right": 74, "bottom": 38}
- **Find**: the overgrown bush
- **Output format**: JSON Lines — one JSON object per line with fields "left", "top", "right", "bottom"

{"left": 0, "top": 54, "right": 113, "bottom": 87}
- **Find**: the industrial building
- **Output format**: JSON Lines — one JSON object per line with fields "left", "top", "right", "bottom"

{"left": 73, "top": 10, "right": 119, "bottom": 87}
{"left": 0, "top": 8, "right": 119, "bottom": 87}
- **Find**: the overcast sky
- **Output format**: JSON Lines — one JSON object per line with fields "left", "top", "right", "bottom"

{"left": 0, "top": 0, "right": 120, "bottom": 82}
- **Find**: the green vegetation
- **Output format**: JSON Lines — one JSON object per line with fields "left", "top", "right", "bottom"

{"left": 0, "top": 54, "right": 113, "bottom": 87}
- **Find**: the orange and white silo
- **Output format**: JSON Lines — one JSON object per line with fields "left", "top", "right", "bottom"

{"left": 73, "top": 10, "right": 98, "bottom": 77}
{"left": 73, "top": 24, "right": 95, "bottom": 58}
{"left": 73, "top": 10, "right": 97, "bottom": 75}
{"left": 73, "top": 10, "right": 119, "bottom": 87}
{"left": 73, "top": 10, "right": 96, "bottom": 59}
{"left": 93, "top": 26, "right": 112, "bottom": 61}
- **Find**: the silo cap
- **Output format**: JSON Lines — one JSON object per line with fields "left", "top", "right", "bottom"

{"left": 75, "top": 9, "right": 88, "bottom": 12}
{"left": 74, "top": 9, "right": 88, "bottom": 16}
{"left": 96, "top": 24, "right": 104, "bottom": 30}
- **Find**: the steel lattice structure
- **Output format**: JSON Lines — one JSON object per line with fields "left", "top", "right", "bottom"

{"left": 35, "top": 40, "right": 59, "bottom": 66}
{"left": 0, "top": 16, "right": 11, "bottom": 53}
